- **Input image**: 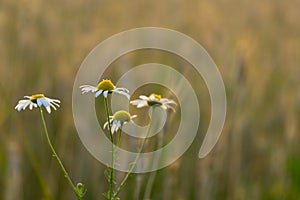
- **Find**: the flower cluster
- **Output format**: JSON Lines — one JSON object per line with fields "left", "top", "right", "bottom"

{"left": 79, "top": 79, "right": 177, "bottom": 131}
{"left": 15, "top": 78, "right": 177, "bottom": 200}
{"left": 79, "top": 79, "right": 178, "bottom": 199}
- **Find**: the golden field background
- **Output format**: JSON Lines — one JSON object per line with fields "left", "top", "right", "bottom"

{"left": 0, "top": 0, "right": 300, "bottom": 199}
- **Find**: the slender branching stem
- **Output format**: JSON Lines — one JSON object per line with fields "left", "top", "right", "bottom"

{"left": 116, "top": 125, "right": 123, "bottom": 148}
{"left": 104, "top": 97, "right": 115, "bottom": 200}
{"left": 113, "top": 108, "right": 154, "bottom": 198}
{"left": 38, "top": 108, "right": 82, "bottom": 200}
{"left": 143, "top": 128, "right": 164, "bottom": 199}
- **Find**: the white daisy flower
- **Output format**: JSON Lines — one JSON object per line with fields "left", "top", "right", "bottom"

{"left": 80, "top": 79, "right": 130, "bottom": 99}
{"left": 15, "top": 94, "right": 61, "bottom": 114}
{"left": 103, "top": 110, "right": 137, "bottom": 134}
{"left": 130, "top": 93, "right": 177, "bottom": 112}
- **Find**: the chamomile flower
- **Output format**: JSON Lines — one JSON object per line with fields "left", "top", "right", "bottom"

{"left": 103, "top": 110, "right": 137, "bottom": 134}
{"left": 80, "top": 79, "right": 130, "bottom": 99}
{"left": 15, "top": 94, "right": 60, "bottom": 114}
{"left": 130, "top": 93, "right": 177, "bottom": 112}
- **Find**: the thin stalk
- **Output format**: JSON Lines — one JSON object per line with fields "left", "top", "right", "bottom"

{"left": 113, "top": 108, "right": 154, "bottom": 199}
{"left": 104, "top": 97, "right": 114, "bottom": 200}
{"left": 112, "top": 126, "right": 123, "bottom": 189}
{"left": 38, "top": 108, "right": 81, "bottom": 199}
{"left": 116, "top": 125, "right": 123, "bottom": 148}
{"left": 113, "top": 126, "right": 123, "bottom": 169}
{"left": 112, "top": 126, "right": 123, "bottom": 178}
{"left": 143, "top": 130, "right": 164, "bottom": 199}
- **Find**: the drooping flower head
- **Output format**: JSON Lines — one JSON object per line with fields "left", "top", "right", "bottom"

{"left": 15, "top": 94, "right": 60, "bottom": 114}
{"left": 80, "top": 79, "right": 130, "bottom": 99}
{"left": 130, "top": 93, "right": 176, "bottom": 112}
{"left": 103, "top": 110, "right": 137, "bottom": 134}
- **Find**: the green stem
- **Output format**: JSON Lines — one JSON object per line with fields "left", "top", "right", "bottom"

{"left": 107, "top": 126, "right": 122, "bottom": 200}
{"left": 116, "top": 125, "right": 123, "bottom": 148}
{"left": 104, "top": 97, "right": 114, "bottom": 200}
{"left": 38, "top": 108, "right": 81, "bottom": 200}
{"left": 114, "top": 126, "right": 123, "bottom": 170}
{"left": 143, "top": 129, "right": 164, "bottom": 200}
{"left": 113, "top": 108, "right": 154, "bottom": 199}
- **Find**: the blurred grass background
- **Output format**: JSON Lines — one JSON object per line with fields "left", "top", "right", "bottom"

{"left": 1, "top": 0, "right": 300, "bottom": 199}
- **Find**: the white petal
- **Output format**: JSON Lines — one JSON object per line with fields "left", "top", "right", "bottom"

{"left": 139, "top": 95, "right": 149, "bottom": 100}
{"left": 95, "top": 90, "right": 103, "bottom": 97}
{"left": 46, "top": 106, "right": 51, "bottom": 114}
{"left": 50, "top": 101, "right": 60, "bottom": 108}
{"left": 161, "top": 105, "right": 168, "bottom": 110}
{"left": 50, "top": 99, "right": 61, "bottom": 104}
{"left": 103, "top": 121, "right": 108, "bottom": 129}
{"left": 14, "top": 104, "right": 20, "bottom": 111}
{"left": 137, "top": 102, "right": 148, "bottom": 108}
{"left": 130, "top": 99, "right": 145, "bottom": 105}
{"left": 45, "top": 97, "right": 60, "bottom": 103}
{"left": 161, "top": 98, "right": 176, "bottom": 105}
{"left": 45, "top": 97, "right": 60, "bottom": 109}
{"left": 48, "top": 102, "right": 59, "bottom": 110}
{"left": 15, "top": 103, "right": 24, "bottom": 111}
{"left": 17, "top": 99, "right": 29, "bottom": 105}
{"left": 114, "top": 87, "right": 129, "bottom": 93}
{"left": 115, "top": 121, "right": 121, "bottom": 132}
{"left": 36, "top": 98, "right": 42, "bottom": 107}
{"left": 164, "top": 103, "right": 176, "bottom": 112}
{"left": 17, "top": 106, "right": 24, "bottom": 111}
{"left": 29, "top": 103, "right": 37, "bottom": 110}
{"left": 19, "top": 99, "right": 30, "bottom": 104}
{"left": 160, "top": 98, "right": 170, "bottom": 102}
{"left": 50, "top": 104, "right": 57, "bottom": 110}
{"left": 103, "top": 90, "right": 109, "bottom": 98}
{"left": 80, "top": 85, "right": 99, "bottom": 94}
{"left": 112, "top": 90, "right": 130, "bottom": 99}
{"left": 22, "top": 101, "right": 31, "bottom": 110}
{"left": 38, "top": 98, "right": 50, "bottom": 107}
{"left": 111, "top": 121, "right": 117, "bottom": 133}
{"left": 15, "top": 100, "right": 32, "bottom": 111}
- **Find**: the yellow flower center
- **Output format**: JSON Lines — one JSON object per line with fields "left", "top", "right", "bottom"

{"left": 113, "top": 110, "right": 131, "bottom": 123}
{"left": 147, "top": 93, "right": 162, "bottom": 106}
{"left": 150, "top": 93, "right": 161, "bottom": 100}
{"left": 31, "top": 94, "right": 45, "bottom": 99}
{"left": 96, "top": 79, "right": 115, "bottom": 91}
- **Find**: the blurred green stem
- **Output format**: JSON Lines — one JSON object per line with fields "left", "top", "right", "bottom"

{"left": 113, "top": 108, "right": 154, "bottom": 199}
{"left": 104, "top": 97, "right": 115, "bottom": 200}
{"left": 143, "top": 129, "right": 164, "bottom": 199}
{"left": 38, "top": 108, "right": 83, "bottom": 200}
{"left": 117, "top": 125, "right": 123, "bottom": 148}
